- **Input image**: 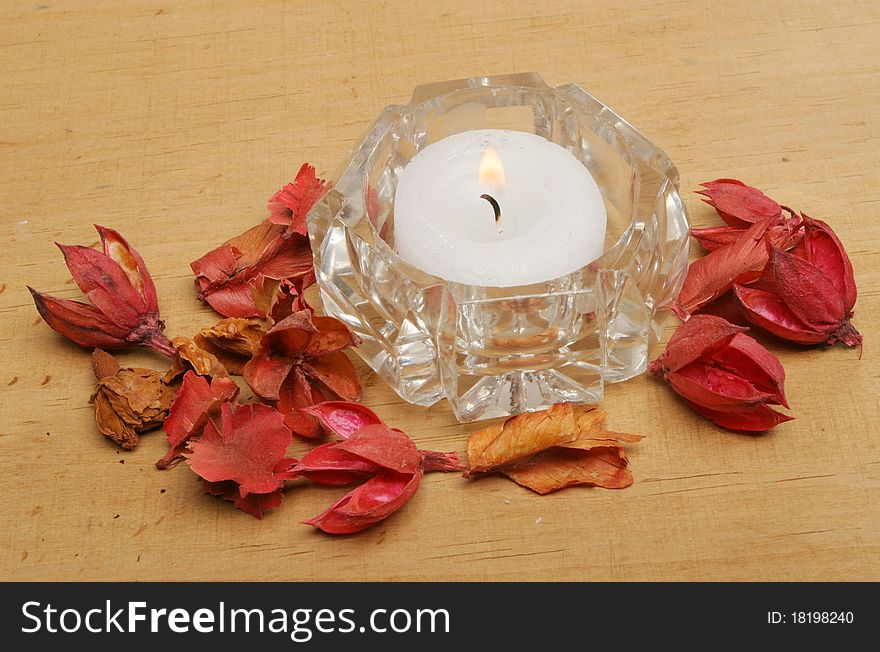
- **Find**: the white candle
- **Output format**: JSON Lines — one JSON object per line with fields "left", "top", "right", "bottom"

{"left": 393, "top": 129, "right": 607, "bottom": 287}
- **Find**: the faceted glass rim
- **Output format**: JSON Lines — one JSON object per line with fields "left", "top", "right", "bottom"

{"left": 317, "top": 72, "right": 688, "bottom": 302}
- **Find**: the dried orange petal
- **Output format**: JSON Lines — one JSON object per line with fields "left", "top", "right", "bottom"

{"left": 194, "top": 318, "right": 265, "bottom": 375}
{"left": 501, "top": 447, "right": 633, "bottom": 494}
{"left": 467, "top": 403, "right": 600, "bottom": 473}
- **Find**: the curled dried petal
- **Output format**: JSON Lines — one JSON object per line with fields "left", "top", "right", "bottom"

{"left": 164, "top": 336, "right": 229, "bottom": 383}
{"left": 335, "top": 425, "right": 423, "bottom": 475}
{"left": 501, "top": 447, "right": 633, "bottom": 494}
{"left": 267, "top": 164, "right": 327, "bottom": 236}
{"left": 156, "top": 371, "right": 239, "bottom": 469}
{"left": 302, "top": 401, "right": 383, "bottom": 439}
{"left": 191, "top": 220, "right": 314, "bottom": 319}
{"left": 295, "top": 443, "right": 381, "bottom": 486}
{"left": 696, "top": 179, "right": 782, "bottom": 227}
{"left": 303, "top": 470, "right": 422, "bottom": 535}
{"left": 684, "top": 400, "right": 793, "bottom": 432}
{"left": 676, "top": 218, "right": 774, "bottom": 315}
{"left": 194, "top": 318, "right": 265, "bottom": 375}
{"left": 466, "top": 403, "right": 601, "bottom": 473}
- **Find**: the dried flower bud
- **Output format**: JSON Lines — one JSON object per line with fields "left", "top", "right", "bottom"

{"left": 30, "top": 226, "right": 174, "bottom": 357}
{"left": 89, "top": 349, "right": 175, "bottom": 449}
{"left": 649, "top": 315, "right": 792, "bottom": 432}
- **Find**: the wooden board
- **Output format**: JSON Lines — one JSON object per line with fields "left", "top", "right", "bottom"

{"left": 1, "top": 0, "right": 878, "bottom": 581}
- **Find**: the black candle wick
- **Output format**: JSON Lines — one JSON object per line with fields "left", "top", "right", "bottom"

{"left": 480, "top": 193, "right": 501, "bottom": 222}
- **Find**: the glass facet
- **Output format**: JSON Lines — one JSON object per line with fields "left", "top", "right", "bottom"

{"left": 307, "top": 73, "right": 690, "bottom": 422}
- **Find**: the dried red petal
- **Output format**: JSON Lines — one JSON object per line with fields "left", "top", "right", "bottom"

{"left": 696, "top": 179, "right": 782, "bottom": 227}
{"left": 295, "top": 443, "right": 381, "bottom": 486}
{"left": 733, "top": 284, "right": 828, "bottom": 345}
{"left": 667, "top": 362, "right": 774, "bottom": 413}
{"left": 277, "top": 368, "right": 325, "bottom": 437}
{"left": 302, "top": 401, "right": 383, "bottom": 439}
{"left": 30, "top": 289, "right": 129, "bottom": 349}
{"left": 156, "top": 371, "right": 239, "bottom": 469}
{"left": 203, "top": 480, "right": 284, "bottom": 520}
{"left": 649, "top": 314, "right": 746, "bottom": 376}
{"left": 191, "top": 220, "right": 314, "bottom": 319}
{"left": 269, "top": 278, "right": 313, "bottom": 323}
{"left": 303, "top": 470, "right": 422, "bottom": 535}
{"left": 58, "top": 243, "right": 145, "bottom": 324}
{"left": 267, "top": 164, "right": 326, "bottom": 236}
{"left": 690, "top": 220, "right": 803, "bottom": 253}
{"left": 184, "top": 403, "right": 293, "bottom": 496}
{"left": 710, "top": 333, "right": 788, "bottom": 407}
{"left": 793, "top": 214, "right": 857, "bottom": 313}
{"left": 684, "top": 400, "right": 793, "bottom": 432}
{"left": 769, "top": 247, "right": 845, "bottom": 333}
{"left": 335, "top": 425, "right": 423, "bottom": 475}
{"left": 676, "top": 218, "right": 774, "bottom": 315}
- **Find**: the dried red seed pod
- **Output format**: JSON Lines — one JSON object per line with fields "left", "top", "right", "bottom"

{"left": 303, "top": 470, "right": 423, "bottom": 535}
{"left": 733, "top": 284, "right": 828, "bottom": 345}
{"left": 29, "top": 226, "right": 174, "bottom": 356}
{"left": 735, "top": 247, "right": 861, "bottom": 348}
{"left": 708, "top": 333, "right": 788, "bottom": 408}
{"left": 650, "top": 316, "right": 791, "bottom": 432}
{"left": 792, "top": 214, "right": 857, "bottom": 313}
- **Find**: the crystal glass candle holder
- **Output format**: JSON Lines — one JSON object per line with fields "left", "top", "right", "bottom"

{"left": 307, "top": 73, "right": 690, "bottom": 422}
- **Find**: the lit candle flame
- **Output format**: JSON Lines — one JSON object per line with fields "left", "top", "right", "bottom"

{"left": 478, "top": 147, "right": 506, "bottom": 187}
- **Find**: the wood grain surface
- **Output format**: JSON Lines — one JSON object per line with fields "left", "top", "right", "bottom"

{"left": 2, "top": 0, "right": 878, "bottom": 581}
